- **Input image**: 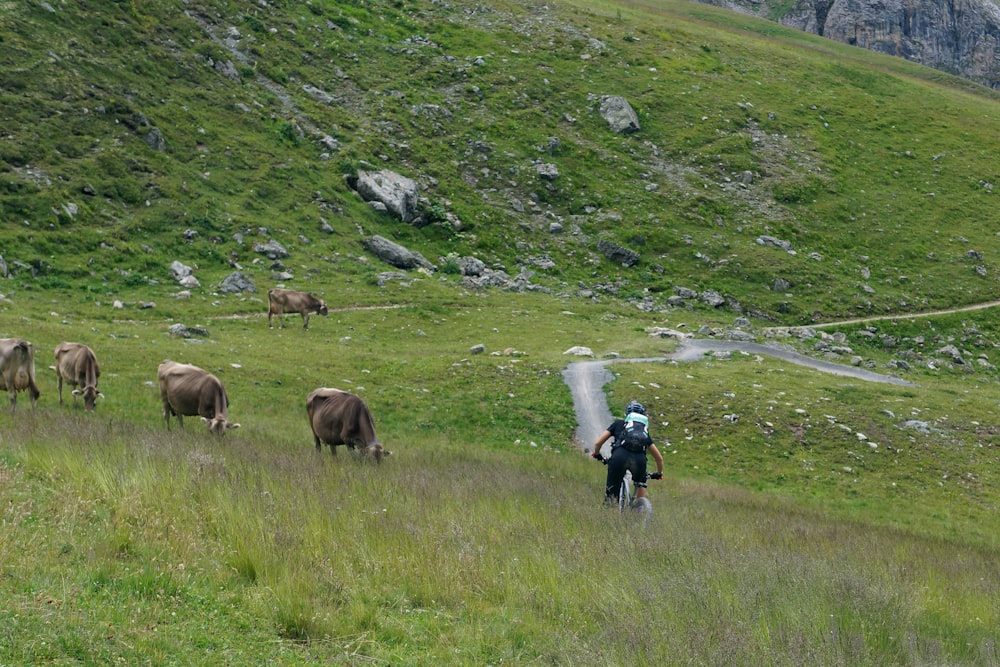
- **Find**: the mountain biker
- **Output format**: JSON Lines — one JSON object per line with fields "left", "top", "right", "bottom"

{"left": 591, "top": 400, "right": 664, "bottom": 505}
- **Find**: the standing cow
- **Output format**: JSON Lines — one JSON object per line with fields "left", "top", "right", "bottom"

{"left": 267, "top": 288, "right": 329, "bottom": 329}
{"left": 53, "top": 342, "right": 102, "bottom": 411}
{"left": 157, "top": 360, "right": 240, "bottom": 435}
{"left": 0, "top": 338, "right": 41, "bottom": 412}
{"left": 306, "top": 388, "right": 389, "bottom": 462}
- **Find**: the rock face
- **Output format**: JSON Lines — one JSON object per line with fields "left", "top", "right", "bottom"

{"left": 694, "top": 0, "right": 1000, "bottom": 88}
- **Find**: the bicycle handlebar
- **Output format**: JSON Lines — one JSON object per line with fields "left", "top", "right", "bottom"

{"left": 591, "top": 452, "right": 663, "bottom": 479}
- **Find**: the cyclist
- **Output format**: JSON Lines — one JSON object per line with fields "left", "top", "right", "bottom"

{"left": 591, "top": 400, "right": 664, "bottom": 505}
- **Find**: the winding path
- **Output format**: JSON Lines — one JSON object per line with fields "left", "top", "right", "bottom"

{"left": 563, "top": 338, "right": 914, "bottom": 452}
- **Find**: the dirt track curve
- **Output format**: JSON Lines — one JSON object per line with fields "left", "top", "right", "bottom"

{"left": 562, "top": 338, "right": 915, "bottom": 453}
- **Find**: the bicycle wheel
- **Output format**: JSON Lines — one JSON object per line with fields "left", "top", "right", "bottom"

{"left": 632, "top": 496, "right": 652, "bottom": 517}
{"left": 618, "top": 477, "right": 631, "bottom": 514}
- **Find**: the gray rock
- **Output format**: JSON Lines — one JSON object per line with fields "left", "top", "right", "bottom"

{"left": 458, "top": 256, "right": 486, "bottom": 276}
{"left": 599, "top": 95, "right": 640, "bottom": 134}
{"left": 214, "top": 59, "right": 240, "bottom": 81}
{"left": 144, "top": 128, "right": 167, "bottom": 152}
{"left": 597, "top": 239, "right": 640, "bottom": 267}
{"left": 169, "top": 323, "right": 209, "bottom": 338}
{"left": 303, "top": 84, "right": 335, "bottom": 104}
{"left": 170, "top": 261, "right": 193, "bottom": 281}
{"left": 360, "top": 235, "right": 435, "bottom": 270}
{"left": 700, "top": 290, "right": 726, "bottom": 307}
{"left": 353, "top": 169, "right": 419, "bottom": 224}
{"left": 254, "top": 240, "right": 289, "bottom": 260}
{"left": 218, "top": 272, "right": 257, "bottom": 294}
{"left": 536, "top": 163, "right": 560, "bottom": 181}
{"left": 756, "top": 235, "right": 794, "bottom": 253}
{"left": 903, "top": 419, "right": 932, "bottom": 435}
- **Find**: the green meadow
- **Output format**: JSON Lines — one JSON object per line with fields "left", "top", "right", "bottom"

{"left": 2, "top": 0, "right": 1000, "bottom": 663}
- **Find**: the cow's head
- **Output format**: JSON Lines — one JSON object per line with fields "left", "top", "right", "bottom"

{"left": 72, "top": 386, "right": 103, "bottom": 412}
{"left": 319, "top": 301, "right": 329, "bottom": 317}
{"left": 202, "top": 416, "right": 241, "bottom": 436}
{"left": 362, "top": 442, "right": 390, "bottom": 463}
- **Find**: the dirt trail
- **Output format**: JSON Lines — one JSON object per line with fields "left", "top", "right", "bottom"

{"left": 563, "top": 339, "right": 913, "bottom": 452}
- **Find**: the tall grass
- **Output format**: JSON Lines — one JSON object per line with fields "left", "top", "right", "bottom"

{"left": 1, "top": 408, "right": 997, "bottom": 665}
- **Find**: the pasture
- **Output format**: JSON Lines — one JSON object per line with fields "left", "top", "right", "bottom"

{"left": 1, "top": 288, "right": 998, "bottom": 664}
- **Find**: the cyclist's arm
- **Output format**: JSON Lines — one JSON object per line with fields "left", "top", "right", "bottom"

{"left": 648, "top": 443, "right": 664, "bottom": 474}
{"left": 591, "top": 429, "right": 613, "bottom": 457}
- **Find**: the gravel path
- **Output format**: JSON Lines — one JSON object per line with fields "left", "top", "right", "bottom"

{"left": 563, "top": 338, "right": 914, "bottom": 452}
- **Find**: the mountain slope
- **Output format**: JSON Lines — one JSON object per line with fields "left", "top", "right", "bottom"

{"left": 3, "top": 0, "right": 1000, "bottom": 324}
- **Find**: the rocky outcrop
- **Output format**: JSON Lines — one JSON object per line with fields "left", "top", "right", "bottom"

{"left": 694, "top": 0, "right": 1000, "bottom": 88}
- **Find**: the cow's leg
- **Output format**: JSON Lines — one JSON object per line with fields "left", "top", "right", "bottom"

{"left": 314, "top": 433, "right": 322, "bottom": 452}
{"left": 29, "top": 381, "right": 39, "bottom": 409}
{"left": 268, "top": 310, "right": 274, "bottom": 328}
{"left": 7, "top": 389, "right": 15, "bottom": 413}
{"left": 302, "top": 313, "right": 310, "bottom": 329}
{"left": 57, "top": 374, "right": 64, "bottom": 405}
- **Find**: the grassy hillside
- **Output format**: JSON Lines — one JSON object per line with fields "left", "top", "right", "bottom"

{"left": 4, "top": 0, "right": 1000, "bottom": 320}
{"left": 2, "top": 0, "right": 1000, "bottom": 664}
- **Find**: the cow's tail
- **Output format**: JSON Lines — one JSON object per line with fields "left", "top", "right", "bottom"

{"left": 365, "top": 409, "right": 379, "bottom": 447}
{"left": 10, "top": 341, "right": 35, "bottom": 392}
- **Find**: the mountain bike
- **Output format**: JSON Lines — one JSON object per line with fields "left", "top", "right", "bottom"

{"left": 595, "top": 455, "right": 661, "bottom": 521}
{"left": 618, "top": 470, "right": 653, "bottom": 517}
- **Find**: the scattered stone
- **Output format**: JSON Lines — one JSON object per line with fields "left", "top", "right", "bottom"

{"left": 254, "top": 240, "right": 289, "bottom": 260}
{"left": 218, "top": 271, "right": 257, "bottom": 294}
{"left": 168, "top": 323, "right": 209, "bottom": 338}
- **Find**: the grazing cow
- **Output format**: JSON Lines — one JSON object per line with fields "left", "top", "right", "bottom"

{"left": 306, "top": 388, "right": 390, "bottom": 462}
{"left": 157, "top": 360, "right": 240, "bottom": 435}
{"left": 0, "top": 338, "right": 41, "bottom": 412}
{"left": 53, "top": 342, "right": 102, "bottom": 411}
{"left": 267, "top": 288, "right": 329, "bottom": 329}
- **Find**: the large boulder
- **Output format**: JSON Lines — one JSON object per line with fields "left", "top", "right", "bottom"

{"left": 599, "top": 95, "right": 640, "bottom": 134}
{"left": 360, "top": 235, "right": 435, "bottom": 271}
{"left": 352, "top": 170, "right": 420, "bottom": 224}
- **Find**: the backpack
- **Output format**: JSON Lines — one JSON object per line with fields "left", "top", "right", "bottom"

{"left": 620, "top": 411, "right": 652, "bottom": 453}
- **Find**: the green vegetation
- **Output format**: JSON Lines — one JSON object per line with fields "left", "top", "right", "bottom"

{"left": 2, "top": 0, "right": 1000, "bottom": 664}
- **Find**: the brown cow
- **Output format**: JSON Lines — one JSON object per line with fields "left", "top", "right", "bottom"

{"left": 306, "top": 388, "right": 390, "bottom": 462}
{"left": 267, "top": 288, "right": 329, "bottom": 329}
{"left": 157, "top": 360, "right": 240, "bottom": 435}
{"left": 0, "top": 338, "right": 41, "bottom": 412}
{"left": 53, "top": 342, "right": 102, "bottom": 411}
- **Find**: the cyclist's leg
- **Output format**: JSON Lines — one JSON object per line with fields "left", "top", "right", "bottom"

{"left": 604, "top": 447, "right": 628, "bottom": 504}
{"left": 628, "top": 450, "right": 650, "bottom": 499}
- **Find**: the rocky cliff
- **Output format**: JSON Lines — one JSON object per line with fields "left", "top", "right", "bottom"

{"left": 696, "top": 0, "right": 1000, "bottom": 88}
